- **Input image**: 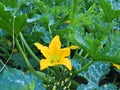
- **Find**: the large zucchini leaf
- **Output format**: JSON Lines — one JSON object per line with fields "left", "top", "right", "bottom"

{"left": 0, "top": 3, "right": 27, "bottom": 36}
{"left": 72, "top": 58, "right": 117, "bottom": 90}
{"left": 0, "top": 68, "right": 46, "bottom": 90}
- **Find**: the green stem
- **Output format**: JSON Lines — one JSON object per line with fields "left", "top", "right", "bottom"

{"left": 48, "top": 24, "right": 52, "bottom": 38}
{"left": 72, "top": 60, "right": 94, "bottom": 78}
{"left": 0, "top": 59, "right": 8, "bottom": 70}
{"left": 15, "top": 38, "right": 54, "bottom": 83}
{"left": 19, "top": 32, "right": 39, "bottom": 63}
{"left": 70, "top": 0, "right": 80, "bottom": 24}
{"left": 79, "top": 49, "right": 83, "bottom": 56}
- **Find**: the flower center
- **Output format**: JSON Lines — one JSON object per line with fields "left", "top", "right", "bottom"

{"left": 50, "top": 56, "right": 60, "bottom": 63}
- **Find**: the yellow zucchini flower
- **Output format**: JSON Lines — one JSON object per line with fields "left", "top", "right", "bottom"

{"left": 34, "top": 35, "right": 78, "bottom": 71}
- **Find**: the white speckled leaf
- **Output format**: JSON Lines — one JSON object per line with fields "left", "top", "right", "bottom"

{"left": 77, "top": 62, "right": 117, "bottom": 90}
{"left": 0, "top": 68, "right": 46, "bottom": 90}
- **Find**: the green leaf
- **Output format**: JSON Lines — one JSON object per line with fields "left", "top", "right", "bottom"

{"left": 68, "top": 32, "right": 101, "bottom": 57}
{"left": 95, "top": 31, "right": 120, "bottom": 64}
{"left": 24, "top": 81, "right": 35, "bottom": 90}
{"left": 77, "top": 83, "right": 117, "bottom": 90}
{"left": 85, "top": 16, "right": 115, "bottom": 42}
{"left": 0, "top": 3, "right": 13, "bottom": 35}
{"left": 34, "top": 0, "right": 46, "bottom": 14}
{"left": 104, "top": 31, "right": 120, "bottom": 56}
{"left": 99, "top": 83, "right": 117, "bottom": 90}
{"left": 27, "top": 14, "right": 41, "bottom": 23}
{"left": 85, "top": 37, "right": 100, "bottom": 55}
{"left": 68, "top": 30, "right": 120, "bottom": 65}
{"left": 79, "top": 62, "right": 110, "bottom": 84}
{"left": 0, "top": 3, "right": 27, "bottom": 36}
{"left": 72, "top": 56, "right": 84, "bottom": 70}
{"left": 33, "top": 24, "right": 51, "bottom": 44}
{"left": 14, "top": 14, "right": 27, "bottom": 35}
{"left": 11, "top": 53, "right": 39, "bottom": 70}
{"left": 84, "top": 0, "right": 94, "bottom": 10}
{"left": 76, "top": 62, "right": 117, "bottom": 90}
{"left": 0, "top": 68, "right": 46, "bottom": 90}
{"left": 103, "top": 31, "right": 120, "bottom": 65}
{"left": 77, "top": 83, "right": 97, "bottom": 90}
{"left": 0, "top": 0, "right": 18, "bottom": 8}
{"left": 99, "top": 0, "right": 120, "bottom": 22}
{"left": 73, "top": 3, "right": 95, "bottom": 25}
{"left": 0, "top": 29, "right": 6, "bottom": 35}
{"left": 11, "top": 53, "right": 27, "bottom": 70}
{"left": 55, "top": 27, "right": 75, "bottom": 38}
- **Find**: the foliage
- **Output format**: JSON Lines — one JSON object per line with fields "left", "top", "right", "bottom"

{"left": 0, "top": 68, "right": 45, "bottom": 90}
{"left": 0, "top": 0, "right": 120, "bottom": 90}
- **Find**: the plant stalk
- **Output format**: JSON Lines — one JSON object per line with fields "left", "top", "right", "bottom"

{"left": 19, "top": 32, "right": 39, "bottom": 63}
{"left": 15, "top": 38, "right": 54, "bottom": 83}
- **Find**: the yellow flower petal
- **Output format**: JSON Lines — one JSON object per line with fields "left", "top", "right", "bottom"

{"left": 40, "top": 59, "right": 59, "bottom": 70}
{"left": 113, "top": 64, "right": 120, "bottom": 70}
{"left": 40, "top": 59, "right": 51, "bottom": 70}
{"left": 49, "top": 35, "right": 61, "bottom": 50}
{"left": 59, "top": 48, "right": 70, "bottom": 58}
{"left": 60, "top": 58, "right": 72, "bottom": 71}
{"left": 34, "top": 42, "right": 49, "bottom": 58}
{"left": 70, "top": 45, "right": 79, "bottom": 49}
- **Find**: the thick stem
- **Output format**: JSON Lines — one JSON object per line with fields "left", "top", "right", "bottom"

{"left": 19, "top": 32, "right": 39, "bottom": 63}
{"left": 15, "top": 38, "right": 54, "bottom": 83}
